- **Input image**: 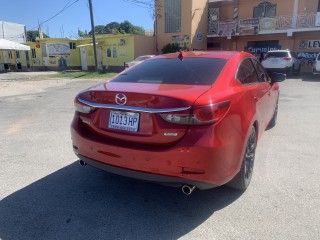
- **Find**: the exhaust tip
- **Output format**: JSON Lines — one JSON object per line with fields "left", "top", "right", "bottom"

{"left": 182, "top": 185, "right": 196, "bottom": 195}
{"left": 79, "top": 160, "right": 87, "bottom": 167}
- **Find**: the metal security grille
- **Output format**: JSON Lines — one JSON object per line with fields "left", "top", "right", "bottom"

{"left": 208, "top": 8, "right": 219, "bottom": 35}
{"left": 253, "top": 2, "right": 276, "bottom": 18}
{"left": 165, "top": 0, "right": 181, "bottom": 33}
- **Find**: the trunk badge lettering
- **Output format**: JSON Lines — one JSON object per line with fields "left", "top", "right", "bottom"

{"left": 115, "top": 93, "right": 127, "bottom": 105}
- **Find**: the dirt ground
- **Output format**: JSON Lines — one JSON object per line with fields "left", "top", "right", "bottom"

{"left": 0, "top": 72, "right": 86, "bottom": 97}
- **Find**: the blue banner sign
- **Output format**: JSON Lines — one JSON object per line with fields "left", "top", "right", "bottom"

{"left": 297, "top": 52, "right": 319, "bottom": 60}
{"left": 248, "top": 45, "right": 281, "bottom": 54}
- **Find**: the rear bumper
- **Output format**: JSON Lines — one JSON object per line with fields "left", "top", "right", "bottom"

{"left": 71, "top": 116, "right": 245, "bottom": 190}
{"left": 77, "top": 154, "right": 216, "bottom": 189}
{"left": 264, "top": 67, "right": 290, "bottom": 73}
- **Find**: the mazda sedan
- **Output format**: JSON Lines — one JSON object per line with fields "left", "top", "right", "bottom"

{"left": 71, "top": 51, "right": 285, "bottom": 194}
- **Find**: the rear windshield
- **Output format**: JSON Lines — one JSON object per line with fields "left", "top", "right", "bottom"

{"left": 111, "top": 58, "right": 227, "bottom": 85}
{"left": 265, "top": 52, "right": 289, "bottom": 58}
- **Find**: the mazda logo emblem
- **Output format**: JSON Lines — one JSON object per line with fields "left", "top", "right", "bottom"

{"left": 115, "top": 93, "right": 127, "bottom": 105}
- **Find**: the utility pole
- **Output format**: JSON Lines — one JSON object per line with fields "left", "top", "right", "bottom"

{"left": 88, "top": 0, "right": 98, "bottom": 70}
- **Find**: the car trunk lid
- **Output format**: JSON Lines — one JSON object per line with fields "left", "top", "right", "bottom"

{"left": 77, "top": 82, "right": 211, "bottom": 145}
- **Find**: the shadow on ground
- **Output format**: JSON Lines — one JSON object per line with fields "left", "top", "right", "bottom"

{"left": 0, "top": 162, "right": 243, "bottom": 240}
{"left": 301, "top": 73, "right": 320, "bottom": 82}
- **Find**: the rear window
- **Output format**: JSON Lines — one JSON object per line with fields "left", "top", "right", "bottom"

{"left": 317, "top": 54, "right": 320, "bottom": 61}
{"left": 112, "top": 58, "right": 227, "bottom": 85}
{"left": 265, "top": 52, "right": 289, "bottom": 58}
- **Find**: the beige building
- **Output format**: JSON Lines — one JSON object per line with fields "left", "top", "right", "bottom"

{"left": 155, "top": 0, "right": 320, "bottom": 72}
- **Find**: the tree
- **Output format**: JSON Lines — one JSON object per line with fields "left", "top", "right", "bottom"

{"left": 27, "top": 30, "right": 49, "bottom": 42}
{"left": 105, "top": 22, "right": 121, "bottom": 34}
{"left": 161, "top": 43, "right": 188, "bottom": 54}
{"left": 78, "top": 29, "right": 89, "bottom": 38}
{"left": 88, "top": 25, "right": 107, "bottom": 35}
{"left": 81, "top": 20, "right": 145, "bottom": 37}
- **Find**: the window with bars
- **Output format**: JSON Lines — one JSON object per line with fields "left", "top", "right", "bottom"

{"left": 69, "top": 42, "right": 76, "bottom": 49}
{"left": 253, "top": 2, "right": 276, "bottom": 18}
{"left": 165, "top": 0, "right": 181, "bottom": 33}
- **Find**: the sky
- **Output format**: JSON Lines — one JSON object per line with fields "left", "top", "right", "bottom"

{"left": 0, "top": 0, "right": 155, "bottom": 39}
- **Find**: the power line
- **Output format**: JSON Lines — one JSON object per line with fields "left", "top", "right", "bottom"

{"left": 27, "top": 0, "right": 80, "bottom": 31}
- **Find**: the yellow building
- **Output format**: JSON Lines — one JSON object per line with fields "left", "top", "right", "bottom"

{"left": 25, "top": 34, "right": 155, "bottom": 71}
{"left": 155, "top": 0, "right": 320, "bottom": 72}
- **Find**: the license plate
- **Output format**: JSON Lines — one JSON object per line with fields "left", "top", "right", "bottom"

{"left": 108, "top": 110, "right": 140, "bottom": 132}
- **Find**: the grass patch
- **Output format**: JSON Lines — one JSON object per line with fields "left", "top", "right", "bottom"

{"left": 50, "top": 70, "right": 118, "bottom": 79}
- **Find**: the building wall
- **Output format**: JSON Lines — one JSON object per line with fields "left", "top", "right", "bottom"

{"left": 22, "top": 35, "right": 154, "bottom": 72}
{"left": 156, "top": 0, "right": 208, "bottom": 52}
{"left": 156, "top": 0, "right": 192, "bottom": 52}
{"left": 0, "top": 21, "right": 27, "bottom": 43}
{"left": 190, "top": 0, "right": 208, "bottom": 50}
{"left": 207, "top": 0, "right": 320, "bottom": 72}
{"left": 134, "top": 35, "right": 155, "bottom": 58}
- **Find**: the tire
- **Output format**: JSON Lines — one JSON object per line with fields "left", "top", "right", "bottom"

{"left": 227, "top": 126, "right": 257, "bottom": 190}
{"left": 267, "top": 99, "right": 278, "bottom": 129}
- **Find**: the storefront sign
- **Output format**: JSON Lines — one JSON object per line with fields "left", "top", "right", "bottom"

{"left": 316, "top": 12, "right": 320, "bottom": 27}
{"left": 218, "top": 21, "right": 237, "bottom": 37}
{"left": 260, "top": 18, "right": 276, "bottom": 31}
{"left": 171, "top": 35, "right": 190, "bottom": 48}
{"left": 47, "top": 43, "right": 70, "bottom": 55}
{"left": 297, "top": 52, "right": 318, "bottom": 66}
{"left": 196, "top": 33, "right": 203, "bottom": 41}
{"left": 239, "top": 18, "right": 260, "bottom": 35}
{"left": 297, "top": 52, "right": 318, "bottom": 60}
{"left": 248, "top": 45, "right": 281, "bottom": 54}
{"left": 299, "top": 40, "right": 320, "bottom": 49}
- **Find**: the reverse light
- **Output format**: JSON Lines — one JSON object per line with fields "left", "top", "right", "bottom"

{"left": 283, "top": 57, "right": 292, "bottom": 61}
{"left": 160, "top": 101, "right": 231, "bottom": 125}
{"left": 74, "top": 98, "right": 95, "bottom": 113}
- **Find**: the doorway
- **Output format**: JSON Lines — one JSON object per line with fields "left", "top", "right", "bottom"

{"left": 80, "top": 47, "right": 88, "bottom": 71}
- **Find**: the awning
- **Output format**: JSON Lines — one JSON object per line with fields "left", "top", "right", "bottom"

{"left": 0, "top": 39, "right": 30, "bottom": 51}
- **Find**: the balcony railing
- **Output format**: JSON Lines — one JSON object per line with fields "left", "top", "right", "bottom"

{"left": 208, "top": 12, "right": 320, "bottom": 36}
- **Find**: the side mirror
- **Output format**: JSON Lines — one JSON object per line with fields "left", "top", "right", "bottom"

{"left": 270, "top": 72, "right": 286, "bottom": 83}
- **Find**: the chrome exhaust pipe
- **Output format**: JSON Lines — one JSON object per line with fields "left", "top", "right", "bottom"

{"left": 182, "top": 185, "right": 196, "bottom": 195}
{"left": 79, "top": 160, "right": 87, "bottom": 166}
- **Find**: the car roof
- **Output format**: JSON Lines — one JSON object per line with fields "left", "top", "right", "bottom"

{"left": 155, "top": 51, "right": 241, "bottom": 60}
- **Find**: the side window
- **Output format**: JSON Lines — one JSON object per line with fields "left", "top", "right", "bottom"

{"left": 237, "top": 58, "right": 259, "bottom": 84}
{"left": 251, "top": 58, "right": 268, "bottom": 83}
{"left": 237, "top": 67, "right": 247, "bottom": 84}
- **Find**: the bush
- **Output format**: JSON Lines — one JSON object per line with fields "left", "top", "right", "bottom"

{"left": 161, "top": 42, "right": 189, "bottom": 54}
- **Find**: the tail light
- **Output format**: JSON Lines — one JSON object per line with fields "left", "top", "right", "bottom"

{"left": 283, "top": 57, "right": 292, "bottom": 61}
{"left": 160, "top": 101, "right": 231, "bottom": 125}
{"left": 74, "top": 98, "right": 95, "bottom": 113}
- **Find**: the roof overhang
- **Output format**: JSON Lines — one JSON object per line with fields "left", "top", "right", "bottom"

{"left": 0, "top": 39, "right": 30, "bottom": 51}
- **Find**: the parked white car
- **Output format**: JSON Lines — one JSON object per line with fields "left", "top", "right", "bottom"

{"left": 312, "top": 53, "right": 320, "bottom": 74}
{"left": 125, "top": 55, "right": 155, "bottom": 68}
{"left": 261, "top": 50, "right": 301, "bottom": 75}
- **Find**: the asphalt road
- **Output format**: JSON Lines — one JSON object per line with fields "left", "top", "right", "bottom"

{"left": 0, "top": 72, "right": 319, "bottom": 240}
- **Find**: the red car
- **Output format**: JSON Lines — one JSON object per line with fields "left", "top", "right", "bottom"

{"left": 71, "top": 51, "right": 285, "bottom": 195}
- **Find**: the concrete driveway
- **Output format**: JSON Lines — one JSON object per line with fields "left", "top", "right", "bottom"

{"left": 0, "top": 72, "right": 319, "bottom": 240}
